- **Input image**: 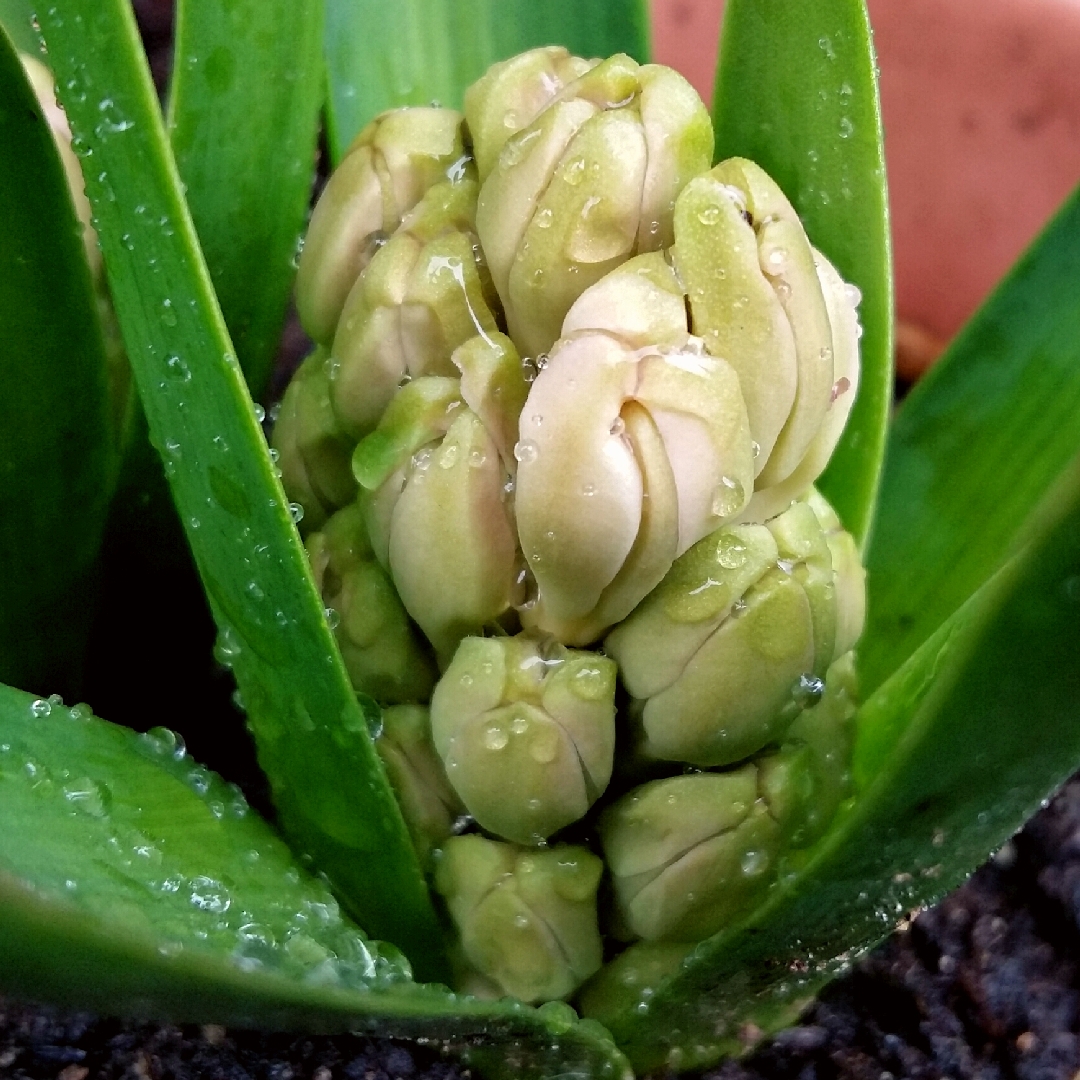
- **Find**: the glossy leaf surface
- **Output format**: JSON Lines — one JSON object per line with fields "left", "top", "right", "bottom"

{"left": 0, "top": 28, "right": 112, "bottom": 696}
{"left": 590, "top": 454, "right": 1080, "bottom": 1073}
{"left": 860, "top": 186, "right": 1080, "bottom": 695}
{"left": 0, "top": 0, "right": 35, "bottom": 52}
{"left": 0, "top": 684, "right": 631, "bottom": 1080}
{"left": 713, "top": 0, "right": 892, "bottom": 548}
{"left": 168, "top": 0, "right": 323, "bottom": 397}
{"left": 37, "top": 0, "right": 447, "bottom": 978}
{"left": 324, "top": 0, "right": 649, "bottom": 162}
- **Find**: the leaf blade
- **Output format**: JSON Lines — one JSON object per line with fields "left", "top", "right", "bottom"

{"left": 323, "top": 0, "right": 650, "bottom": 163}
{"left": 167, "top": 0, "right": 323, "bottom": 396}
{"left": 0, "top": 685, "right": 631, "bottom": 1080}
{"left": 860, "top": 184, "right": 1080, "bottom": 695}
{"left": 712, "top": 0, "right": 893, "bottom": 548}
{"left": 0, "top": 28, "right": 113, "bottom": 696}
{"left": 38, "top": 0, "right": 447, "bottom": 978}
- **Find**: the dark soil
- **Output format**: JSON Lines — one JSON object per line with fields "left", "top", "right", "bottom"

{"left": 4, "top": 773, "right": 1080, "bottom": 1080}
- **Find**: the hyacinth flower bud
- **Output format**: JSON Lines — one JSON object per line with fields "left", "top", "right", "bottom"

{"left": 305, "top": 502, "right": 436, "bottom": 703}
{"left": 599, "top": 768, "right": 783, "bottom": 942}
{"left": 351, "top": 334, "right": 527, "bottom": 661}
{"left": 463, "top": 46, "right": 598, "bottom": 182}
{"left": 473, "top": 54, "right": 713, "bottom": 357}
{"left": 605, "top": 490, "right": 863, "bottom": 767}
{"left": 328, "top": 171, "right": 503, "bottom": 438}
{"left": 673, "top": 158, "right": 860, "bottom": 503}
{"left": 376, "top": 704, "right": 463, "bottom": 863}
{"left": 737, "top": 250, "right": 863, "bottom": 524}
{"left": 807, "top": 489, "right": 867, "bottom": 657}
{"left": 296, "top": 107, "right": 468, "bottom": 346}
{"left": 272, "top": 349, "right": 357, "bottom": 533}
{"left": 435, "top": 835, "right": 604, "bottom": 1002}
{"left": 430, "top": 635, "right": 616, "bottom": 845}
{"left": 514, "top": 260, "right": 755, "bottom": 644}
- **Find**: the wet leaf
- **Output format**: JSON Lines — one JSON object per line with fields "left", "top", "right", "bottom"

{"left": 861, "top": 185, "right": 1080, "bottom": 695}
{"left": 0, "top": 28, "right": 112, "bottom": 695}
{"left": 0, "top": 683, "right": 631, "bottom": 1080}
{"left": 168, "top": 0, "right": 323, "bottom": 396}
{"left": 36, "top": 0, "right": 447, "bottom": 978}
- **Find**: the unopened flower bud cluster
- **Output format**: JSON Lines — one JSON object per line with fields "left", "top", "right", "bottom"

{"left": 275, "top": 46, "right": 867, "bottom": 1006}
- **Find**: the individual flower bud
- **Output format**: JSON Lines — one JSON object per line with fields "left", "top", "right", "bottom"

{"left": 514, "top": 311, "right": 754, "bottom": 645}
{"left": 296, "top": 107, "right": 467, "bottom": 345}
{"left": 737, "top": 249, "right": 862, "bottom": 523}
{"left": 306, "top": 502, "right": 436, "bottom": 703}
{"left": 329, "top": 172, "right": 502, "bottom": 438}
{"left": 272, "top": 349, "right": 357, "bottom": 532}
{"left": 605, "top": 491, "right": 862, "bottom": 766}
{"left": 806, "top": 489, "right": 867, "bottom": 657}
{"left": 352, "top": 335, "right": 527, "bottom": 661}
{"left": 475, "top": 54, "right": 712, "bottom": 357}
{"left": 599, "top": 768, "right": 783, "bottom": 942}
{"left": 464, "top": 46, "right": 597, "bottom": 182}
{"left": 435, "top": 835, "right": 604, "bottom": 1002}
{"left": 673, "top": 158, "right": 859, "bottom": 498}
{"left": 757, "top": 652, "right": 858, "bottom": 849}
{"left": 376, "top": 704, "right": 463, "bottom": 863}
{"left": 430, "top": 635, "right": 616, "bottom": 845}
{"left": 576, "top": 941, "right": 694, "bottom": 1026}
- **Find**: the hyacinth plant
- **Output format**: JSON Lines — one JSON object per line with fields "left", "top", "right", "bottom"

{"left": 2, "top": 0, "right": 1080, "bottom": 1076}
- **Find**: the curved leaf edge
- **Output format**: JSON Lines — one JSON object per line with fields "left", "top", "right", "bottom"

{"left": 588, "top": 451, "right": 1080, "bottom": 1072}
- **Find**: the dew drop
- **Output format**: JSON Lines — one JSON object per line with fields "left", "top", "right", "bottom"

{"left": 514, "top": 439, "right": 539, "bottom": 464}
{"left": 711, "top": 475, "right": 745, "bottom": 518}
{"left": 29, "top": 699, "right": 52, "bottom": 718}
{"left": 161, "top": 298, "right": 177, "bottom": 327}
{"left": 535, "top": 207, "right": 554, "bottom": 229}
{"left": 483, "top": 725, "right": 509, "bottom": 751}
{"left": 696, "top": 205, "right": 720, "bottom": 226}
{"left": 764, "top": 246, "right": 789, "bottom": 274}
{"left": 563, "top": 158, "right": 585, "bottom": 186}
{"left": 741, "top": 849, "right": 768, "bottom": 876}
{"left": 609, "top": 416, "right": 626, "bottom": 437}
{"left": 838, "top": 117, "right": 854, "bottom": 139}
{"left": 288, "top": 502, "right": 305, "bottom": 524}
{"left": 165, "top": 355, "right": 190, "bottom": 382}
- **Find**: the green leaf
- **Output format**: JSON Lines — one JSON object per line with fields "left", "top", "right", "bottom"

{"left": 712, "top": 0, "right": 892, "bottom": 549}
{"left": 587, "top": 453, "right": 1080, "bottom": 1073}
{"left": 0, "top": 28, "right": 112, "bottom": 696}
{"left": 0, "top": 685, "right": 632, "bottom": 1080}
{"left": 860, "top": 184, "right": 1080, "bottom": 695}
{"left": 37, "top": 0, "right": 447, "bottom": 979}
{"left": 324, "top": 0, "right": 650, "bottom": 163}
{"left": 0, "top": 0, "right": 36, "bottom": 52}
{"left": 167, "top": 0, "right": 323, "bottom": 397}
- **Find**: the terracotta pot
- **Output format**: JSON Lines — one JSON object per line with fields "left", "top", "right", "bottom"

{"left": 652, "top": 0, "right": 1080, "bottom": 378}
